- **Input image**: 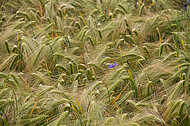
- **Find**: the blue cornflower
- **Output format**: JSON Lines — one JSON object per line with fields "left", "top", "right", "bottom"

{"left": 188, "top": 0, "right": 190, "bottom": 4}
{"left": 113, "top": 63, "right": 117, "bottom": 67}
{"left": 105, "top": 9, "right": 107, "bottom": 13}
{"left": 108, "top": 64, "right": 113, "bottom": 68}
{"left": 184, "top": 3, "right": 187, "bottom": 10}
{"left": 108, "top": 63, "right": 117, "bottom": 68}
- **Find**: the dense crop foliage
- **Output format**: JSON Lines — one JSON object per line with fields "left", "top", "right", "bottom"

{"left": 0, "top": 0, "right": 190, "bottom": 125}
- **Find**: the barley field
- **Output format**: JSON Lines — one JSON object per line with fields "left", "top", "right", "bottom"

{"left": 0, "top": 0, "right": 190, "bottom": 126}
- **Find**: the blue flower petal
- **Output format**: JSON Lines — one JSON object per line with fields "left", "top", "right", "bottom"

{"left": 184, "top": 4, "right": 187, "bottom": 10}
{"left": 113, "top": 63, "right": 117, "bottom": 67}
{"left": 108, "top": 64, "right": 113, "bottom": 68}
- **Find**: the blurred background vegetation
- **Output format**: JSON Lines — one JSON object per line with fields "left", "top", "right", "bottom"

{"left": 0, "top": 0, "right": 190, "bottom": 125}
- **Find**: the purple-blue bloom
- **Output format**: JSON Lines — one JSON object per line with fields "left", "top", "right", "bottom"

{"left": 184, "top": 4, "right": 187, "bottom": 10}
{"left": 108, "top": 64, "right": 113, "bottom": 68}
{"left": 113, "top": 63, "right": 117, "bottom": 67}
{"left": 188, "top": 0, "right": 190, "bottom": 3}
{"left": 108, "top": 63, "right": 117, "bottom": 68}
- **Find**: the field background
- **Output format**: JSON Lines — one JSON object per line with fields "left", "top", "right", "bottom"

{"left": 0, "top": 0, "right": 190, "bottom": 125}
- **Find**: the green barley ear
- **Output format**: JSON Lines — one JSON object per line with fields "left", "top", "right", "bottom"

{"left": 92, "top": 75, "right": 95, "bottom": 80}
{"left": 29, "top": 10, "right": 40, "bottom": 24}
{"left": 182, "top": 73, "right": 186, "bottom": 81}
{"left": 167, "top": 67, "right": 188, "bottom": 84}
{"left": 75, "top": 73, "right": 81, "bottom": 81}
{"left": 25, "top": 115, "right": 49, "bottom": 125}
{"left": 169, "top": 80, "right": 185, "bottom": 100}
{"left": 139, "top": 4, "right": 145, "bottom": 16}
{"left": 126, "top": 100, "right": 137, "bottom": 109}
{"left": 5, "top": 41, "right": 10, "bottom": 54}
{"left": 56, "top": 73, "right": 66, "bottom": 86}
{"left": 121, "top": 76, "right": 130, "bottom": 80}
{"left": 31, "top": 72, "right": 49, "bottom": 85}
{"left": 178, "top": 101, "right": 185, "bottom": 116}
{"left": 125, "top": 123, "right": 140, "bottom": 126}
{"left": 166, "top": 100, "right": 181, "bottom": 121}
{"left": 4, "top": 2, "right": 19, "bottom": 10}
{"left": 124, "top": 18, "right": 129, "bottom": 27}
{"left": 65, "top": 14, "right": 69, "bottom": 26}
{"left": 108, "top": 79, "right": 123, "bottom": 92}
{"left": 7, "top": 79, "right": 17, "bottom": 87}
{"left": 69, "top": 61, "right": 74, "bottom": 75}
{"left": 31, "top": 44, "right": 45, "bottom": 69}
{"left": 162, "top": 52, "right": 177, "bottom": 63}
{"left": 98, "top": 29, "right": 102, "bottom": 40}
{"left": 90, "top": 8, "right": 100, "bottom": 16}
{"left": 24, "top": 21, "right": 36, "bottom": 29}
{"left": 160, "top": 95, "right": 167, "bottom": 104}
{"left": 132, "top": 29, "right": 139, "bottom": 37}
{"left": 71, "top": 47, "right": 80, "bottom": 55}
{"left": 160, "top": 78, "right": 168, "bottom": 93}
{"left": 100, "top": 57, "right": 111, "bottom": 65}
{"left": 109, "top": 12, "right": 113, "bottom": 20}
{"left": 88, "top": 35, "right": 94, "bottom": 47}
{"left": 69, "top": 74, "right": 76, "bottom": 83}
{"left": 36, "top": 85, "right": 54, "bottom": 98}
{"left": 117, "top": 90, "right": 133, "bottom": 105}
{"left": 59, "top": 79, "right": 65, "bottom": 85}
{"left": 46, "top": 17, "right": 51, "bottom": 23}
{"left": 102, "top": 117, "right": 118, "bottom": 126}
{"left": 116, "top": 39, "right": 124, "bottom": 48}
{"left": 58, "top": 9, "right": 63, "bottom": 19}
{"left": 0, "top": 115, "right": 9, "bottom": 126}
{"left": 125, "top": 35, "right": 135, "bottom": 45}
{"left": 115, "top": 8, "right": 125, "bottom": 15}
{"left": 86, "top": 68, "right": 92, "bottom": 80}
{"left": 13, "top": 21, "right": 25, "bottom": 29}
{"left": 10, "top": 73, "right": 20, "bottom": 86}
{"left": 143, "top": 46, "right": 150, "bottom": 57}
{"left": 80, "top": 29, "right": 88, "bottom": 41}
{"left": 0, "top": 99, "right": 15, "bottom": 109}
{"left": 145, "top": 81, "right": 153, "bottom": 97}
{"left": 126, "top": 27, "right": 132, "bottom": 35}
{"left": 44, "top": 22, "right": 55, "bottom": 31}
{"left": 78, "top": 69, "right": 84, "bottom": 74}
{"left": 55, "top": 64, "right": 67, "bottom": 72}
{"left": 165, "top": 43, "right": 174, "bottom": 51}
{"left": 118, "top": 3, "right": 128, "bottom": 14}
{"left": 47, "top": 111, "right": 69, "bottom": 126}
{"left": 110, "top": 66, "right": 126, "bottom": 80}
{"left": 83, "top": 77, "right": 87, "bottom": 84}
{"left": 51, "top": 99, "right": 70, "bottom": 107}
{"left": 172, "top": 118, "right": 180, "bottom": 126}
{"left": 86, "top": 81, "right": 102, "bottom": 95}
{"left": 79, "top": 16, "right": 86, "bottom": 25}
{"left": 12, "top": 44, "right": 18, "bottom": 53}
{"left": 56, "top": 16, "right": 63, "bottom": 30}
{"left": 0, "top": 88, "right": 8, "bottom": 98}
{"left": 0, "top": 21, "right": 3, "bottom": 27}
{"left": 117, "top": 70, "right": 127, "bottom": 79}
{"left": 78, "top": 63, "right": 87, "bottom": 69}
{"left": 159, "top": 43, "right": 165, "bottom": 56}
{"left": 163, "top": 24, "right": 177, "bottom": 32}
{"left": 16, "top": 11, "right": 31, "bottom": 21}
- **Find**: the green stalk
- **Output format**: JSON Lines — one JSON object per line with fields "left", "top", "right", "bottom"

{"left": 128, "top": 70, "right": 138, "bottom": 100}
